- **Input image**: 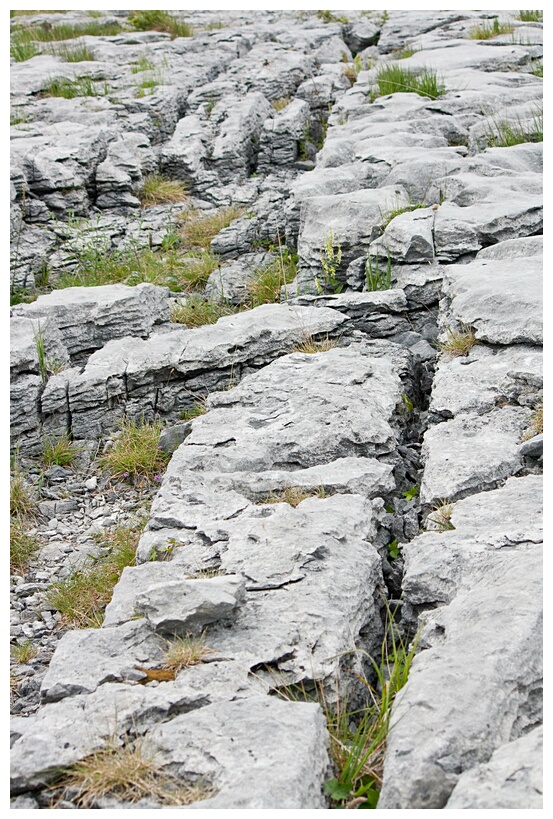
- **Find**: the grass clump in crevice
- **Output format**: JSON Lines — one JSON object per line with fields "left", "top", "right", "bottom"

{"left": 517, "top": 10, "right": 542, "bottom": 21}
{"left": 46, "top": 518, "right": 145, "bottom": 628}
{"left": 522, "top": 404, "right": 543, "bottom": 441}
{"left": 317, "top": 228, "right": 342, "bottom": 294}
{"left": 134, "top": 68, "right": 164, "bottom": 97}
{"left": 380, "top": 199, "right": 426, "bottom": 230}
{"left": 426, "top": 499, "right": 455, "bottom": 531}
{"left": 11, "top": 639, "right": 38, "bottom": 665}
{"left": 371, "top": 63, "right": 446, "bottom": 100}
{"left": 99, "top": 418, "right": 169, "bottom": 484}
{"left": 163, "top": 633, "right": 213, "bottom": 672}
{"left": 317, "top": 9, "right": 349, "bottom": 24}
{"left": 171, "top": 295, "right": 238, "bottom": 327}
{"left": 10, "top": 519, "right": 40, "bottom": 573}
{"left": 246, "top": 250, "right": 297, "bottom": 307}
{"left": 129, "top": 10, "right": 193, "bottom": 38}
{"left": 293, "top": 335, "right": 337, "bottom": 354}
{"left": 10, "top": 464, "right": 35, "bottom": 519}
{"left": 468, "top": 18, "right": 515, "bottom": 39}
{"left": 131, "top": 54, "right": 155, "bottom": 73}
{"left": 137, "top": 175, "right": 188, "bottom": 207}
{"left": 43, "top": 435, "right": 81, "bottom": 467}
{"left": 365, "top": 254, "right": 392, "bottom": 292}
{"left": 10, "top": 39, "right": 40, "bottom": 61}
{"left": 50, "top": 739, "right": 215, "bottom": 807}
{"left": 180, "top": 402, "right": 207, "bottom": 421}
{"left": 485, "top": 110, "right": 543, "bottom": 147}
{"left": 41, "top": 75, "right": 109, "bottom": 99}
{"left": 180, "top": 206, "right": 244, "bottom": 249}
{"left": 438, "top": 325, "right": 477, "bottom": 357}
{"left": 46, "top": 42, "right": 95, "bottom": 61}
{"left": 264, "top": 486, "right": 326, "bottom": 508}
{"left": 271, "top": 97, "right": 291, "bottom": 111}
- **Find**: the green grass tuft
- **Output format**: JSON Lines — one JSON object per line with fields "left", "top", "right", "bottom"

{"left": 468, "top": 18, "right": 515, "bottom": 39}
{"left": 180, "top": 206, "right": 244, "bottom": 249}
{"left": 10, "top": 39, "right": 40, "bottom": 61}
{"left": 99, "top": 418, "right": 169, "bottom": 484}
{"left": 11, "top": 20, "right": 124, "bottom": 44}
{"left": 46, "top": 42, "right": 96, "bottom": 61}
{"left": 438, "top": 325, "right": 477, "bottom": 356}
{"left": 485, "top": 110, "right": 543, "bottom": 147}
{"left": 171, "top": 296, "right": 238, "bottom": 327}
{"left": 41, "top": 75, "right": 109, "bottom": 99}
{"left": 11, "top": 519, "right": 40, "bottom": 573}
{"left": 371, "top": 63, "right": 446, "bottom": 100}
{"left": 128, "top": 10, "right": 192, "bottom": 38}
{"left": 131, "top": 54, "right": 155, "bottom": 73}
{"left": 246, "top": 250, "right": 297, "bottom": 307}
{"left": 43, "top": 435, "right": 81, "bottom": 467}
{"left": 517, "top": 9, "right": 542, "bottom": 22}
{"left": 46, "top": 518, "right": 146, "bottom": 628}
{"left": 137, "top": 175, "right": 188, "bottom": 207}
{"left": 365, "top": 255, "right": 392, "bottom": 292}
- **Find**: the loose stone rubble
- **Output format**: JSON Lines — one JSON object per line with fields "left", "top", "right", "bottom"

{"left": 10, "top": 9, "right": 542, "bottom": 811}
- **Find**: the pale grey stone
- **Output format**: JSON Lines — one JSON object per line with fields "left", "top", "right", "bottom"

{"left": 420, "top": 406, "right": 532, "bottom": 504}
{"left": 430, "top": 345, "right": 543, "bottom": 419}
{"left": 135, "top": 575, "right": 246, "bottom": 636}
{"left": 369, "top": 207, "right": 436, "bottom": 264}
{"left": 147, "top": 696, "right": 331, "bottom": 809}
{"left": 442, "top": 257, "right": 542, "bottom": 345}
{"left": 40, "top": 620, "right": 165, "bottom": 702}
{"left": 520, "top": 433, "right": 543, "bottom": 459}
{"left": 11, "top": 683, "right": 209, "bottom": 794}
{"left": 344, "top": 20, "right": 380, "bottom": 53}
{"left": 11, "top": 283, "right": 170, "bottom": 360}
{"left": 378, "top": 476, "right": 542, "bottom": 809}
{"left": 205, "top": 251, "right": 277, "bottom": 304}
{"left": 290, "top": 290, "right": 410, "bottom": 337}
{"left": 476, "top": 235, "right": 543, "bottom": 260}
{"left": 157, "top": 422, "right": 192, "bottom": 454}
{"left": 257, "top": 98, "right": 310, "bottom": 172}
{"left": 445, "top": 726, "right": 543, "bottom": 809}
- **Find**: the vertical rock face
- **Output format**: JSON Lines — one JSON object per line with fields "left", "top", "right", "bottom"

{"left": 10, "top": 8, "right": 542, "bottom": 811}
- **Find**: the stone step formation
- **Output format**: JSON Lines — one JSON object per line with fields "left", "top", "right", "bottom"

{"left": 10, "top": 9, "right": 542, "bottom": 810}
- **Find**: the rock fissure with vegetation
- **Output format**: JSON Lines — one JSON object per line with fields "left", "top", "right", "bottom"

{"left": 10, "top": 9, "right": 542, "bottom": 810}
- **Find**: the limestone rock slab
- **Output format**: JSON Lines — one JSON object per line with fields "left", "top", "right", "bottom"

{"left": 147, "top": 696, "right": 330, "bottom": 809}
{"left": 442, "top": 257, "right": 542, "bottom": 345}
{"left": 420, "top": 407, "right": 531, "bottom": 504}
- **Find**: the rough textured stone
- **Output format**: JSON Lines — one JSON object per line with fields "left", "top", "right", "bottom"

{"left": 378, "top": 476, "right": 543, "bottom": 809}
{"left": 442, "top": 257, "right": 542, "bottom": 345}
{"left": 420, "top": 407, "right": 532, "bottom": 504}
{"left": 147, "top": 696, "right": 331, "bottom": 809}
{"left": 445, "top": 726, "right": 543, "bottom": 809}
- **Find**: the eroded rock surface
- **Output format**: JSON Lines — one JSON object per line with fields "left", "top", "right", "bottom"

{"left": 10, "top": 8, "right": 542, "bottom": 811}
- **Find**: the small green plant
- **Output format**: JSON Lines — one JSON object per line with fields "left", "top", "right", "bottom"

{"left": 317, "top": 9, "right": 348, "bottom": 24}
{"left": 171, "top": 296, "right": 238, "bottom": 327}
{"left": 10, "top": 520, "right": 40, "bottom": 572}
{"left": 163, "top": 633, "right": 212, "bottom": 672}
{"left": 47, "top": 518, "right": 145, "bottom": 627}
{"left": 99, "top": 418, "right": 169, "bottom": 484}
{"left": 468, "top": 18, "right": 515, "bottom": 39}
{"left": 371, "top": 64, "right": 446, "bottom": 100}
{"left": 427, "top": 500, "right": 455, "bottom": 531}
{"left": 438, "top": 325, "right": 477, "bottom": 356}
{"left": 180, "top": 402, "right": 207, "bottom": 421}
{"left": 11, "top": 21, "right": 123, "bottom": 42}
{"left": 43, "top": 435, "right": 81, "bottom": 467}
{"left": 34, "top": 323, "right": 48, "bottom": 383}
{"left": 246, "top": 251, "right": 297, "bottom": 307}
{"left": 517, "top": 10, "right": 542, "bottom": 21}
{"left": 10, "top": 39, "right": 40, "bottom": 61}
{"left": 387, "top": 540, "right": 401, "bottom": 560}
{"left": 131, "top": 54, "right": 155, "bottom": 73}
{"left": 41, "top": 75, "right": 108, "bottom": 99}
{"left": 180, "top": 206, "right": 244, "bottom": 248}
{"left": 401, "top": 393, "right": 414, "bottom": 413}
{"left": 522, "top": 404, "right": 543, "bottom": 441}
{"left": 485, "top": 110, "right": 543, "bottom": 147}
{"left": 134, "top": 68, "right": 164, "bottom": 96}
{"left": 46, "top": 43, "right": 96, "bottom": 61}
{"left": 137, "top": 175, "right": 188, "bottom": 207}
{"left": 365, "top": 254, "right": 392, "bottom": 292}
{"left": 322, "top": 608, "right": 420, "bottom": 808}
{"left": 128, "top": 10, "right": 193, "bottom": 38}
{"left": 530, "top": 60, "right": 543, "bottom": 77}
{"left": 318, "top": 229, "right": 343, "bottom": 293}
{"left": 272, "top": 97, "right": 291, "bottom": 111}
{"left": 50, "top": 738, "right": 214, "bottom": 807}
{"left": 380, "top": 200, "right": 426, "bottom": 230}
{"left": 393, "top": 46, "right": 418, "bottom": 59}
{"left": 11, "top": 639, "right": 38, "bottom": 664}
{"left": 10, "top": 465, "right": 35, "bottom": 519}
{"left": 10, "top": 109, "right": 28, "bottom": 126}
{"left": 403, "top": 485, "right": 419, "bottom": 501}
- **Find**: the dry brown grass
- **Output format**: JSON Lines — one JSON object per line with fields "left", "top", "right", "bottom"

{"left": 163, "top": 633, "right": 213, "bottom": 672}
{"left": 51, "top": 740, "right": 215, "bottom": 807}
{"left": 293, "top": 335, "right": 337, "bottom": 354}
{"left": 426, "top": 500, "right": 455, "bottom": 531}
{"left": 180, "top": 206, "right": 244, "bottom": 248}
{"left": 271, "top": 97, "right": 291, "bottom": 111}
{"left": 438, "top": 325, "right": 477, "bottom": 357}
{"left": 138, "top": 175, "right": 188, "bottom": 207}
{"left": 522, "top": 404, "right": 543, "bottom": 441}
{"left": 265, "top": 486, "right": 326, "bottom": 508}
